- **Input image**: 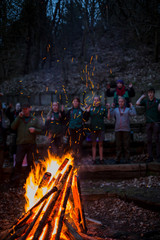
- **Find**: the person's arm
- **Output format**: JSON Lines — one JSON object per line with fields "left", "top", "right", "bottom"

{"left": 136, "top": 94, "right": 146, "bottom": 106}
{"left": 158, "top": 102, "right": 160, "bottom": 112}
{"left": 106, "top": 103, "right": 110, "bottom": 120}
{"left": 128, "top": 83, "right": 135, "bottom": 97}
{"left": 29, "top": 118, "right": 42, "bottom": 134}
{"left": 110, "top": 106, "right": 115, "bottom": 119}
{"left": 129, "top": 103, "right": 136, "bottom": 116}
{"left": 106, "top": 84, "right": 115, "bottom": 97}
{"left": 11, "top": 115, "right": 21, "bottom": 130}
{"left": 83, "top": 108, "right": 90, "bottom": 122}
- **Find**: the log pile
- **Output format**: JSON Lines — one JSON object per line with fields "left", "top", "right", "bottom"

{"left": 1, "top": 158, "right": 90, "bottom": 240}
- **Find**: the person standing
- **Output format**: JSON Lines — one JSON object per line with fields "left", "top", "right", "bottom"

{"left": 111, "top": 97, "right": 136, "bottom": 164}
{"left": 136, "top": 88, "right": 160, "bottom": 162}
{"left": 86, "top": 96, "right": 110, "bottom": 164}
{"left": 45, "top": 102, "right": 65, "bottom": 156}
{"left": 66, "top": 96, "right": 88, "bottom": 163}
{"left": 6, "top": 102, "right": 21, "bottom": 163}
{"left": 10, "top": 103, "right": 42, "bottom": 186}
{"left": 106, "top": 79, "right": 135, "bottom": 107}
{"left": 0, "top": 102, "right": 4, "bottom": 182}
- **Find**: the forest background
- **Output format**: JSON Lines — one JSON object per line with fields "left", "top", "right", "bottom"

{"left": 0, "top": 0, "right": 160, "bottom": 98}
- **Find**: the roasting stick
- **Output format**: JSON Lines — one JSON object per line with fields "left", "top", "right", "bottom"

{"left": 32, "top": 164, "right": 72, "bottom": 240}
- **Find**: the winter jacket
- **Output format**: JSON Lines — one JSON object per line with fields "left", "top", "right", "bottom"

{"left": 110, "top": 106, "right": 136, "bottom": 132}
{"left": 11, "top": 115, "right": 42, "bottom": 145}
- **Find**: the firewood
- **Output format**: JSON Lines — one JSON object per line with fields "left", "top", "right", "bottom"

{"left": 45, "top": 170, "right": 74, "bottom": 240}
{"left": 6, "top": 225, "right": 28, "bottom": 240}
{"left": 19, "top": 201, "right": 46, "bottom": 240}
{"left": 85, "top": 217, "right": 102, "bottom": 225}
{"left": 34, "top": 172, "right": 52, "bottom": 198}
{"left": 67, "top": 198, "right": 82, "bottom": 233}
{"left": 32, "top": 164, "right": 72, "bottom": 240}
{"left": 64, "top": 218, "right": 83, "bottom": 240}
{"left": 58, "top": 158, "right": 69, "bottom": 172}
{"left": 76, "top": 175, "right": 87, "bottom": 232}
{"left": 79, "top": 232, "right": 106, "bottom": 240}
{"left": 1, "top": 211, "right": 33, "bottom": 240}
{"left": 72, "top": 175, "right": 87, "bottom": 233}
{"left": 52, "top": 170, "right": 73, "bottom": 240}
{"left": 48, "top": 158, "right": 69, "bottom": 188}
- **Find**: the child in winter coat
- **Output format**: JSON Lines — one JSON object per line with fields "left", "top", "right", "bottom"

{"left": 106, "top": 79, "right": 135, "bottom": 107}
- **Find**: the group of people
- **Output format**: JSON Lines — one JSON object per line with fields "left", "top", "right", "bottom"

{"left": 0, "top": 79, "right": 160, "bottom": 185}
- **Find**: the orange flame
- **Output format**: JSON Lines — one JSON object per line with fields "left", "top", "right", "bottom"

{"left": 24, "top": 153, "right": 73, "bottom": 212}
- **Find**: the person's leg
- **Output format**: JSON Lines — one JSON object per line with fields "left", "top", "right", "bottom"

{"left": 153, "top": 123, "right": 160, "bottom": 161}
{"left": 76, "top": 128, "right": 83, "bottom": 161}
{"left": 99, "top": 141, "right": 103, "bottom": 161}
{"left": 123, "top": 131, "right": 130, "bottom": 163}
{"left": 10, "top": 144, "right": 26, "bottom": 184}
{"left": 0, "top": 147, "right": 4, "bottom": 182}
{"left": 146, "top": 123, "right": 153, "bottom": 161}
{"left": 50, "top": 136, "right": 58, "bottom": 156}
{"left": 115, "top": 131, "right": 122, "bottom": 163}
{"left": 92, "top": 141, "right": 97, "bottom": 162}
{"left": 26, "top": 144, "right": 36, "bottom": 179}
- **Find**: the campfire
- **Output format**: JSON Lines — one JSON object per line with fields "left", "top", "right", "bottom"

{"left": 2, "top": 154, "right": 90, "bottom": 240}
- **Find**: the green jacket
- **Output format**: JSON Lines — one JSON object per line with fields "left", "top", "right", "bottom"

{"left": 11, "top": 115, "right": 42, "bottom": 145}
{"left": 67, "top": 108, "right": 89, "bottom": 129}
{"left": 89, "top": 105, "right": 108, "bottom": 131}
{"left": 140, "top": 98, "right": 160, "bottom": 123}
{"left": 45, "top": 111, "right": 65, "bottom": 135}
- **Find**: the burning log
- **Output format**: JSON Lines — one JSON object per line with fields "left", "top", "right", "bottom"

{"left": 6, "top": 158, "right": 70, "bottom": 239}
{"left": 34, "top": 172, "right": 52, "bottom": 198}
{"left": 64, "top": 218, "right": 83, "bottom": 240}
{"left": 48, "top": 158, "right": 69, "bottom": 188}
{"left": 3, "top": 156, "right": 102, "bottom": 240}
{"left": 52, "top": 170, "right": 73, "bottom": 240}
{"left": 32, "top": 164, "right": 72, "bottom": 240}
{"left": 19, "top": 201, "right": 46, "bottom": 240}
{"left": 72, "top": 175, "right": 87, "bottom": 233}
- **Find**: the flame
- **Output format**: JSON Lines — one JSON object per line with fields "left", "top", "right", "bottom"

{"left": 24, "top": 152, "right": 73, "bottom": 212}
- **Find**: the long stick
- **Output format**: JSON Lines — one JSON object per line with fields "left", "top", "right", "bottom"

{"left": 64, "top": 218, "right": 83, "bottom": 240}
{"left": 51, "top": 170, "right": 73, "bottom": 240}
{"left": 19, "top": 201, "right": 46, "bottom": 240}
{"left": 76, "top": 175, "right": 87, "bottom": 232}
{"left": 48, "top": 158, "right": 69, "bottom": 188}
{"left": 32, "top": 164, "right": 72, "bottom": 240}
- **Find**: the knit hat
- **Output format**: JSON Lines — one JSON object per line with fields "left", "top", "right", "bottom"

{"left": 117, "top": 79, "right": 124, "bottom": 85}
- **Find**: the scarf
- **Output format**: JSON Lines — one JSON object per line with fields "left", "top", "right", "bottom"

{"left": 116, "top": 85, "right": 126, "bottom": 96}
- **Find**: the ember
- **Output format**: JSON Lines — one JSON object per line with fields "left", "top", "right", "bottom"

{"left": 1, "top": 155, "right": 89, "bottom": 240}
